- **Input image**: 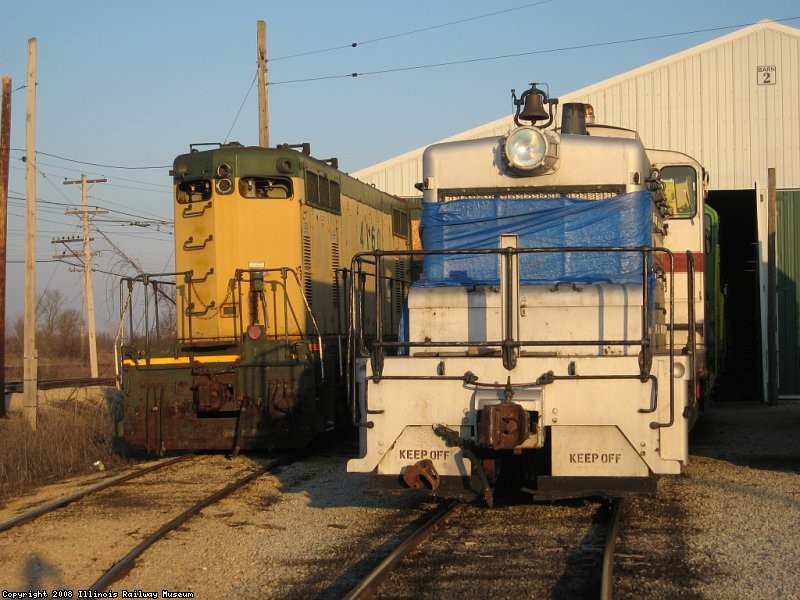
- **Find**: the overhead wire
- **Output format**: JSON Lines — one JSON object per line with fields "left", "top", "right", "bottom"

{"left": 12, "top": 149, "right": 171, "bottom": 170}
{"left": 356, "top": 1, "right": 555, "bottom": 47}
{"left": 8, "top": 157, "right": 172, "bottom": 225}
{"left": 268, "top": 16, "right": 800, "bottom": 86}
{"left": 269, "top": 0, "right": 554, "bottom": 61}
{"left": 225, "top": 71, "right": 258, "bottom": 143}
{"left": 224, "top": 1, "right": 553, "bottom": 137}
{"left": 10, "top": 154, "right": 172, "bottom": 192}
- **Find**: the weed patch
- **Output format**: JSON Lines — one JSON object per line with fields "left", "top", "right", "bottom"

{"left": 0, "top": 392, "right": 127, "bottom": 503}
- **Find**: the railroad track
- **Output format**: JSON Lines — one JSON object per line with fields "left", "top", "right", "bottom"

{"left": 342, "top": 498, "right": 460, "bottom": 599}
{"left": 0, "top": 453, "right": 290, "bottom": 591}
{"left": 343, "top": 497, "right": 626, "bottom": 599}
{"left": 0, "top": 455, "right": 193, "bottom": 533}
{"left": 4, "top": 376, "right": 117, "bottom": 393}
{"left": 601, "top": 497, "right": 624, "bottom": 600}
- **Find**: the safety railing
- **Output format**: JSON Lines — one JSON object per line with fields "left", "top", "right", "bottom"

{"left": 118, "top": 267, "right": 327, "bottom": 385}
{"left": 348, "top": 246, "right": 698, "bottom": 430}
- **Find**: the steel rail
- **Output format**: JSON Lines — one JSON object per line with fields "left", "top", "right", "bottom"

{"left": 600, "top": 497, "right": 625, "bottom": 600}
{"left": 342, "top": 498, "right": 459, "bottom": 600}
{"left": 0, "top": 455, "right": 193, "bottom": 533}
{"left": 88, "top": 458, "right": 290, "bottom": 591}
{"left": 4, "top": 376, "right": 117, "bottom": 393}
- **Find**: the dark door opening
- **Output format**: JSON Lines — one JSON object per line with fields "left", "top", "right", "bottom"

{"left": 706, "top": 190, "right": 762, "bottom": 401}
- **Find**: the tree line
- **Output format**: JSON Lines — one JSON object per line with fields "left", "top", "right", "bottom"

{"left": 5, "top": 290, "right": 116, "bottom": 379}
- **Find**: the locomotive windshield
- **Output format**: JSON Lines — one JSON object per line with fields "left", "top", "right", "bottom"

{"left": 660, "top": 165, "right": 697, "bottom": 219}
{"left": 239, "top": 176, "right": 293, "bottom": 199}
{"left": 175, "top": 179, "right": 211, "bottom": 204}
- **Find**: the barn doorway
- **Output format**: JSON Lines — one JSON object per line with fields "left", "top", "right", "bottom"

{"left": 706, "top": 190, "right": 762, "bottom": 401}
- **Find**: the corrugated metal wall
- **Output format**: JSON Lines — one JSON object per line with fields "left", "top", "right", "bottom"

{"left": 353, "top": 122, "right": 513, "bottom": 197}
{"left": 353, "top": 21, "right": 800, "bottom": 196}
{"left": 356, "top": 155, "right": 423, "bottom": 200}
{"left": 563, "top": 21, "right": 800, "bottom": 191}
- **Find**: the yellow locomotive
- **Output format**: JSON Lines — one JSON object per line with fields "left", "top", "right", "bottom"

{"left": 119, "top": 143, "right": 414, "bottom": 454}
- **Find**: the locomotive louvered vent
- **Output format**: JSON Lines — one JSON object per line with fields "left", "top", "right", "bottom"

{"left": 329, "top": 180, "right": 341, "bottom": 212}
{"left": 306, "top": 172, "right": 342, "bottom": 213}
{"left": 394, "top": 260, "right": 406, "bottom": 314}
{"left": 440, "top": 190, "right": 621, "bottom": 201}
{"left": 302, "top": 225, "right": 313, "bottom": 309}
{"left": 331, "top": 233, "right": 341, "bottom": 309}
{"left": 306, "top": 173, "right": 319, "bottom": 206}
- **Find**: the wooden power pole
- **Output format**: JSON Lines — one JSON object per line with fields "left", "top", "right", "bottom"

{"left": 257, "top": 20, "right": 269, "bottom": 148}
{"left": 63, "top": 175, "right": 106, "bottom": 378}
{"left": 0, "top": 76, "right": 10, "bottom": 418}
{"left": 23, "top": 38, "right": 37, "bottom": 430}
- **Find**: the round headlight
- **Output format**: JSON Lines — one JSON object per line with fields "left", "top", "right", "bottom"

{"left": 504, "top": 127, "right": 549, "bottom": 171}
{"left": 216, "top": 178, "right": 233, "bottom": 194}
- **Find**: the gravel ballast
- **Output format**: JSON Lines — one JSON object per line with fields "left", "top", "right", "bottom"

{"left": 1, "top": 399, "right": 797, "bottom": 599}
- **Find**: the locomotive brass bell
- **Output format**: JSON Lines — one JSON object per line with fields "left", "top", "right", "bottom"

{"left": 519, "top": 87, "right": 550, "bottom": 122}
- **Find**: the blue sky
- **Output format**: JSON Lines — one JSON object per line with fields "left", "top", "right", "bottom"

{"left": 1, "top": 0, "right": 797, "bottom": 332}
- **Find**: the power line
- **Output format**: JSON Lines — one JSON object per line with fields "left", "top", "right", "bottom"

{"left": 9, "top": 167, "right": 172, "bottom": 223}
{"left": 94, "top": 216, "right": 172, "bottom": 227}
{"left": 359, "top": 0, "right": 554, "bottom": 46}
{"left": 36, "top": 163, "right": 171, "bottom": 191}
{"left": 269, "top": 16, "right": 800, "bottom": 86}
{"left": 95, "top": 228, "right": 145, "bottom": 275}
{"left": 101, "top": 180, "right": 172, "bottom": 194}
{"left": 11, "top": 148, "right": 170, "bottom": 170}
{"left": 225, "top": 71, "right": 258, "bottom": 143}
{"left": 10, "top": 154, "right": 172, "bottom": 191}
{"left": 270, "top": 0, "right": 554, "bottom": 61}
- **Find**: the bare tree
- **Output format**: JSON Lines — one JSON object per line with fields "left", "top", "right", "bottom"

{"left": 7, "top": 290, "right": 84, "bottom": 359}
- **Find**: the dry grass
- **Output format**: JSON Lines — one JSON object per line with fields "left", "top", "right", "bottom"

{"left": 0, "top": 390, "right": 128, "bottom": 503}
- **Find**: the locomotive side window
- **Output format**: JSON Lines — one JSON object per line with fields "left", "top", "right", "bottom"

{"left": 306, "top": 172, "right": 342, "bottom": 213}
{"left": 239, "top": 176, "right": 293, "bottom": 199}
{"left": 660, "top": 166, "right": 697, "bottom": 219}
{"left": 176, "top": 180, "right": 211, "bottom": 204}
{"left": 392, "top": 207, "right": 409, "bottom": 238}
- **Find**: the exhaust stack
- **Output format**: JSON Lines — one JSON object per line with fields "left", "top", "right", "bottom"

{"left": 561, "top": 102, "right": 588, "bottom": 135}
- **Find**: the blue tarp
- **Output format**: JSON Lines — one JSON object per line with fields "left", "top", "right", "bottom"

{"left": 418, "top": 191, "right": 653, "bottom": 286}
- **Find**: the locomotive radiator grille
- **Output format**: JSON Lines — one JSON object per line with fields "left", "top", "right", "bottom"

{"left": 331, "top": 232, "right": 341, "bottom": 309}
{"left": 394, "top": 260, "right": 406, "bottom": 315}
{"left": 302, "top": 223, "right": 313, "bottom": 309}
{"left": 439, "top": 186, "right": 623, "bottom": 202}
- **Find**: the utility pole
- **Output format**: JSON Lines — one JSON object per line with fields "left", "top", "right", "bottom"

{"left": 257, "top": 20, "right": 269, "bottom": 148}
{"left": 23, "top": 38, "right": 37, "bottom": 430}
{"left": 63, "top": 175, "right": 107, "bottom": 378}
{"left": 0, "top": 75, "right": 11, "bottom": 418}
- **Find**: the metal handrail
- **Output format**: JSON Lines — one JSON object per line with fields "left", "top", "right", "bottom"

{"left": 348, "top": 246, "right": 684, "bottom": 429}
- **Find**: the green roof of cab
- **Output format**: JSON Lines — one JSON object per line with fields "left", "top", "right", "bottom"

{"left": 171, "top": 143, "right": 409, "bottom": 214}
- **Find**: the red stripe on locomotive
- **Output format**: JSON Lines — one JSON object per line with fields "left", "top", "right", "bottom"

{"left": 657, "top": 251, "right": 705, "bottom": 273}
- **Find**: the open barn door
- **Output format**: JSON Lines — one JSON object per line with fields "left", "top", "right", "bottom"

{"left": 706, "top": 189, "right": 762, "bottom": 401}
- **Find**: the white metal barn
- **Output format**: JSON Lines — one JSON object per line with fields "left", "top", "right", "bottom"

{"left": 353, "top": 20, "right": 800, "bottom": 401}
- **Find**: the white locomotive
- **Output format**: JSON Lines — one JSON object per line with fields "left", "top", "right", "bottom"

{"left": 347, "top": 84, "right": 712, "bottom": 505}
